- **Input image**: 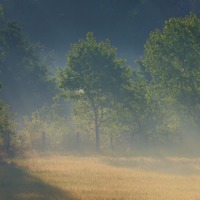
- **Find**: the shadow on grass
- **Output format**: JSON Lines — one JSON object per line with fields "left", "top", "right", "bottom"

{"left": 0, "top": 161, "right": 78, "bottom": 200}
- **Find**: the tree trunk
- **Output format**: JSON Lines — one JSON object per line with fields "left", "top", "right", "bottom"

{"left": 41, "top": 131, "right": 46, "bottom": 152}
{"left": 94, "top": 109, "right": 100, "bottom": 153}
{"left": 76, "top": 131, "right": 80, "bottom": 151}
{"left": 3, "top": 131, "right": 11, "bottom": 153}
{"left": 110, "top": 132, "right": 114, "bottom": 151}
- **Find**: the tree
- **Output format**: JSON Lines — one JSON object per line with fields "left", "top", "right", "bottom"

{"left": 0, "top": 97, "right": 14, "bottom": 153}
{"left": 141, "top": 13, "right": 200, "bottom": 130}
{"left": 58, "top": 33, "right": 131, "bottom": 152}
{"left": 0, "top": 7, "right": 55, "bottom": 115}
{"left": 17, "top": 99, "right": 73, "bottom": 152}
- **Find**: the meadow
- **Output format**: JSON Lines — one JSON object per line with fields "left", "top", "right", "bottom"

{"left": 0, "top": 154, "right": 200, "bottom": 200}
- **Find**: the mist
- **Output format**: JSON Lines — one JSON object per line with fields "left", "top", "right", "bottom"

{"left": 0, "top": 2, "right": 200, "bottom": 199}
{"left": 0, "top": 0, "right": 199, "bottom": 151}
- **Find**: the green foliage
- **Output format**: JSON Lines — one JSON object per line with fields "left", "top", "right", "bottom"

{"left": 58, "top": 32, "right": 131, "bottom": 101}
{"left": 17, "top": 98, "right": 95, "bottom": 153}
{"left": 58, "top": 32, "right": 132, "bottom": 151}
{"left": 141, "top": 12, "right": 200, "bottom": 132}
{"left": 0, "top": 100, "right": 10, "bottom": 135}
{"left": 0, "top": 13, "right": 55, "bottom": 115}
{"left": 0, "top": 99, "right": 15, "bottom": 152}
{"left": 142, "top": 13, "right": 200, "bottom": 108}
{"left": 0, "top": 4, "right": 3, "bottom": 15}
{"left": 1, "top": 8, "right": 200, "bottom": 154}
{"left": 17, "top": 101, "right": 74, "bottom": 152}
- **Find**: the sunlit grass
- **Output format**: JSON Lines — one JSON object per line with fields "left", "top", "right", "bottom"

{"left": 1, "top": 155, "right": 200, "bottom": 200}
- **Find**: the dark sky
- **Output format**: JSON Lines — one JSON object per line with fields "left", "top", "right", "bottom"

{"left": 2, "top": 0, "right": 199, "bottom": 66}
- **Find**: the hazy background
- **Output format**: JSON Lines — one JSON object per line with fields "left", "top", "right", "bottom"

{"left": 0, "top": 0, "right": 200, "bottom": 155}
{"left": 2, "top": 0, "right": 200, "bottom": 66}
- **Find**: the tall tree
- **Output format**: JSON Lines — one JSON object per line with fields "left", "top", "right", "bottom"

{"left": 0, "top": 5, "right": 14, "bottom": 153}
{"left": 0, "top": 6, "right": 55, "bottom": 115}
{"left": 58, "top": 33, "right": 131, "bottom": 152}
{"left": 141, "top": 13, "right": 200, "bottom": 129}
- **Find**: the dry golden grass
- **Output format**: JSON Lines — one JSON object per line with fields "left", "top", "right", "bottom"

{"left": 1, "top": 155, "right": 200, "bottom": 200}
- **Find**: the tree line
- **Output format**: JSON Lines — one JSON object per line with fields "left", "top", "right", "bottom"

{"left": 0, "top": 7, "right": 200, "bottom": 155}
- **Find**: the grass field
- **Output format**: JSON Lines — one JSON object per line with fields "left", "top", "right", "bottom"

{"left": 1, "top": 154, "right": 200, "bottom": 200}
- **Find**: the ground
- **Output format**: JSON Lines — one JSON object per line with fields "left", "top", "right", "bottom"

{"left": 0, "top": 154, "right": 200, "bottom": 200}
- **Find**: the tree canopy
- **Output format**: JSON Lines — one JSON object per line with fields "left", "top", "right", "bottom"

{"left": 1, "top": 3, "right": 200, "bottom": 155}
{"left": 141, "top": 13, "right": 200, "bottom": 125}
{"left": 58, "top": 32, "right": 132, "bottom": 151}
{"left": 0, "top": 11, "right": 55, "bottom": 115}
